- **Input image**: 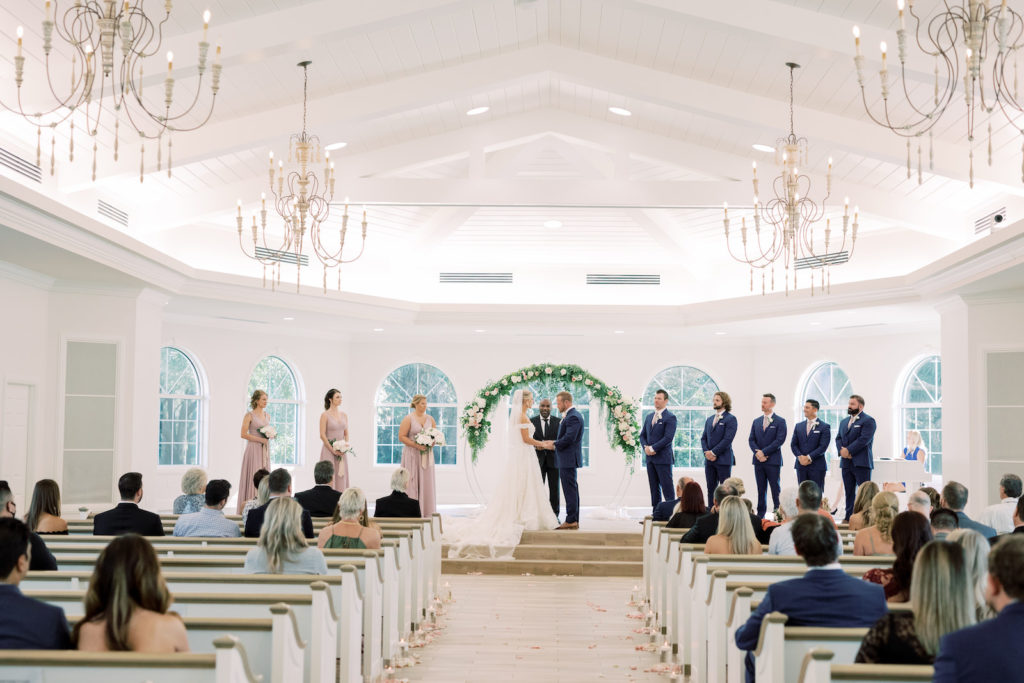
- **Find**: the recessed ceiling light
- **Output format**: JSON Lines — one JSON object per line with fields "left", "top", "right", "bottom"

{"left": 614, "top": 330, "right": 625, "bottom": 334}
{"left": 544, "top": 220, "right": 562, "bottom": 228}
{"left": 608, "top": 106, "right": 632, "bottom": 116}
{"left": 466, "top": 106, "right": 489, "bottom": 116}
{"left": 325, "top": 142, "right": 347, "bottom": 151}
{"left": 372, "top": 327, "right": 384, "bottom": 332}
{"left": 714, "top": 331, "right": 727, "bottom": 335}
{"left": 809, "top": 321, "right": 821, "bottom": 326}
{"left": 752, "top": 144, "right": 776, "bottom": 153}
{"left": 474, "top": 329, "right": 486, "bottom": 333}
{"left": 283, "top": 316, "right": 295, "bottom": 321}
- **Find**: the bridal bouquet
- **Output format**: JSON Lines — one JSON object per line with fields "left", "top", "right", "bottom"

{"left": 414, "top": 427, "right": 446, "bottom": 469}
{"left": 259, "top": 425, "right": 277, "bottom": 440}
{"left": 330, "top": 439, "right": 355, "bottom": 459}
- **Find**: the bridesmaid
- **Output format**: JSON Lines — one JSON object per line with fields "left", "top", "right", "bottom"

{"left": 238, "top": 390, "right": 272, "bottom": 514}
{"left": 398, "top": 394, "right": 437, "bottom": 517}
{"left": 319, "top": 388, "right": 349, "bottom": 491}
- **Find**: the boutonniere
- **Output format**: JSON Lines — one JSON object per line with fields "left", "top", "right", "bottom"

{"left": 766, "top": 416, "right": 774, "bottom": 427}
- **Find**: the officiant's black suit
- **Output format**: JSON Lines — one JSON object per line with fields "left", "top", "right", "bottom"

{"left": 530, "top": 413, "right": 561, "bottom": 517}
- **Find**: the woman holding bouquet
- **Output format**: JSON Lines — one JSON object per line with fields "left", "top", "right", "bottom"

{"left": 238, "top": 390, "right": 272, "bottom": 513}
{"left": 319, "top": 388, "right": 350, "bottom": 491}
{"left": 399, "top": 394, "right": 436, "bottom": 517}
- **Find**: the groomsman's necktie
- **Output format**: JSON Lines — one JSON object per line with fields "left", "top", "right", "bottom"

{"left": 762, "top": 415, "right": 769, "bottom": 430}
{"left": 713, "top": 413, "right": 721, "bottom": 427}
{"left": 806, "top": 421, "right": 813, "bottom": 435}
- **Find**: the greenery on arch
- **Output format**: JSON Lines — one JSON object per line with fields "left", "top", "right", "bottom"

{"left": 460, "top": 363, "right": 640, "bottom": 467}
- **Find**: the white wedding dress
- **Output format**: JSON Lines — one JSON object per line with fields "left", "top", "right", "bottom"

{"left": 445, "top": 403, "right": 559, "bottom": 559}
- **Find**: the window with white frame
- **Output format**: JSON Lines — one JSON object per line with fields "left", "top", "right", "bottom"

{"left": 800, "top": 361, "right": 853, "bottom": 468}
{"left": 246, "top": 356, "right": 301, "bottom": 466}
{"left": 375, "top": 363, "right": 458, "bottom": 466}
{"left": 641, "top": 366, "right": 721, "bottom": 468}
{"left": 158, "top": 346, "right": 204, "bottom": 466}
{"left": 899, "top": 355, "right": 942, "bottom": 474}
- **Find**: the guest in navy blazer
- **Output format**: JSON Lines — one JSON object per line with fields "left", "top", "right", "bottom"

{"left": 791, "top": 399, "right": 832, "bottom": 492}
{"left": 640, "top": 389, "right": 678, "bottom": 510}
{"left": 748, "top": 393, "right": 788, "bottom": 518}
{"left": 735, "top": 512, "right": 887, "bottom": 682}
{"left": 0, "top": 518, "right": 72, "bottom": 650}
{"left": 244, "top": 468, "right": 315, "bottom": 539}
{"left": 652, "top": 477, "right": 693, "bottom": 522}
{"left": 933, "top": 535, "right": 1024, "bottom": 682}
{"left": 835, "top": 395, "right": 876, "bottom": 522}
{"left": 701, "top": 391, "right": 737, "bottom": 508}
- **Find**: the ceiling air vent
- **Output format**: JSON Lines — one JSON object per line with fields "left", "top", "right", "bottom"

{"left": 254, "top": 246, "right": 309, "bottom": 266}
{"left": 439, "top": 272, "right": 513, "bottom": 284}
{"left": 586, "top": 273, "right": 660, "bottom": 285}
{"left": 794, "top": 252, "right": 849, "bottom": 270}
{"left": 97, "top": 199, "right": 128, "bottom": 227}
{"left": 0, "top": 146, "right": 42, "bottom": 183}
{"left": 975, "top": 207, "right": 1007, "bottom": 235}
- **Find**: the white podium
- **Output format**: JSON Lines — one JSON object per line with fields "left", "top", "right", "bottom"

{"left": 873, "top": 458, "right": 927, "bottom": 488}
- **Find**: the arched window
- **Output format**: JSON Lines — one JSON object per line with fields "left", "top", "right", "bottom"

{"left": 506, "top": 384, "right": 592, "bottom": 467}
{"left": 247, "top": 356, "right": 301, "bottom": 466}
{"left": 899, "top": 355, "right": 942, "bottom": 474}
{"left": 375, "top": 363, "right": 458, "bottom": 466}
{"left": 642, "top": 366, "right": 720, "bottom": 468}
{"left": 158, "top": 346, "right": 204, "bottom": 466}
{"left": 800, "top": 361, "right": 853, "bottom": 466}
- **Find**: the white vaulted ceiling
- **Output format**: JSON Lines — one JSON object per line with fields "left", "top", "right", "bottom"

{"left": 0, "top": 0, "right": 1021, "bottom": 306}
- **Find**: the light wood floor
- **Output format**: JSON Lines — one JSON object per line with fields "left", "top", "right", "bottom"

{"left": 403, "top": 575, "right": 668, "bottom": 682}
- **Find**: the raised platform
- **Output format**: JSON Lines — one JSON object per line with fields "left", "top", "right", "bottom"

{"left": 441, "top": 530, "right": 643, "bottom": 577}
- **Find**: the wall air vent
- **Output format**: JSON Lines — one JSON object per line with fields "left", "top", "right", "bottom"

{"left": 975, "top": 207, "right": 1007, "bottom": 235}
{"left": 97, "top": 199, "right": 128, "bottom": 227}
{"left": 439, "top": 272, "right": 513, "bottom": 284}
{"left": 254, "top": 246, "right": 309, "bottom": 266}
{"left": 0, "top": 146, "right": 42, "bottom": 183}
{"left": 794, "top": 252, "right": 849, "bottom": 270}
{"left": 586, "top": 273, "right": 660, "bottom": 285}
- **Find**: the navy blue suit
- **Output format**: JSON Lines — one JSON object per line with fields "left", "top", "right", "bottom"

{"left": 748, "top": 414, "right": 787, "bottom": 518}
{"left": 734, "top": 568, "right": 887, "bottom": 682}
{"left": 701, "top": 411, "right": 737, "bottom": 507}
{"left": 933, "top": 601, "right": 1024, "bottom": 682}
{"left": 0, "top": 584, "right": 72, "bottom": 649}
{"left": 640, "top": 409, "right": 677, "bottom": 509}
{"left": 244, "top": 498, "right": 315, "bottom": 539}
{"left": 836, "top": 412, "right": 876, "bottom": 521}
{"left": 553, "top": 407, "right": 584, "bottom": 525}
{"left": 652, "top": 498, "right": 679, "bottom": 522}
{"left": 790, "top": 418, "right": 831, "bottom": 491}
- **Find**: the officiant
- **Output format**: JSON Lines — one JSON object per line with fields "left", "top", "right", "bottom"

{"left": 531, "top": 398, "right": 561, "bottom": 518}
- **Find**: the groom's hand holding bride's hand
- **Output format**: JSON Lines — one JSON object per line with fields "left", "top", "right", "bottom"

{"left": 540, "top": 440, "right": 555, "bottom": 450}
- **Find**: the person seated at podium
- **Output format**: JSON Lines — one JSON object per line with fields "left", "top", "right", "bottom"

{"left": 902, "top": 429, "right": 926, "bottom": 462}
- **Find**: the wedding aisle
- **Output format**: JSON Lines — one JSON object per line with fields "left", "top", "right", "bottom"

{"left": 404, "top": 575, "right": 667, "bottom": 682}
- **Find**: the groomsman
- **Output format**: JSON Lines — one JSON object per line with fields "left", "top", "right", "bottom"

{"left": 748, "top": 393, "right": 787, "bottom": 518}
{"left": 791, "top": 399, "right": 831, "bottom": 491}
{"left": 640, "top": 389, "right": 678, "bottom": 511}
{"left": 701, "top": 391, "right": 737, "bottom": 508}
{"left": 836, "top": 394, "right": 876, "bottom": 522}
{"left": 530, "top": 398, "right": 561, "bottom": 518}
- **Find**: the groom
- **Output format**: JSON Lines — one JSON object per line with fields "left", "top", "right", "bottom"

{"left": 542, "top": 391, "right": 584, "bottom": 530}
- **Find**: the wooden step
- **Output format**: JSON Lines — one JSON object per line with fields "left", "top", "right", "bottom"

{"left": 518, "top": 530, "right": 643, "bottom": 546}
{"left": 512, "top": 545, "right": 642, "bottom": 561}
{"left": 442, "top": 558, "right": 642, "bottom": 577}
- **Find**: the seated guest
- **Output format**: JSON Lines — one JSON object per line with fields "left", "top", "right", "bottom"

{"left": 848, "top": 481, "right": 880, "bottom": 531}
{"left": 931, "top": 508, "right": 959, "bottom": 540}
{"left": 948, "top": 529, "right": 996, "bottom": 620}
{"left": 172, "top": 467, "right": 207, "bottom": 515}
{"left": 863, "top": 510, "right": 933, "bottom": 602}
{"left": 244, "top": 497, "right": 327, "bottom": 574}
{"left": 25, "top": 479, "right": 68, "bottom": 534}
{"left": 933, "top": 536, "right": 1024, "bottom": 681}
{"left": 856, "top": 540, "right": 975, "bottom": 665}
{"left": 705, "top": 496, "right": 762, "bottom": 555}
{"left": 244, "top": 468, "right": 314, "bottom": 539}
{"left": 653, "top": 476, "right": 693, "bottom": 522}
{"left": 769, "top": 481, "right": 842, "bottom": 556}
{"left": 0, "top": 518, "right": 71, "bottom": 649}
{"left": 768, "top": 486, "right": 800, "bottom": 555}
{"left": 1014, "top": 497, "right": 1024, "bottom": 534}
{"left": 666, "top": 481, "right": 706, "bottom": 529}
{"left": 240, "top": 468, "right": 270, "bottom": 526}
{"left": 920, "top": 486, "right": 941, "bottom": 510}
{"left": 978, "top": 473, "right": 1021, "bottom": 535}
{"left": 92, "top": 472, "right": 164, "bottom": 537}
{"left": 173, "top": 480, "right": 240, "bottom": 538}
{"left": 374, "top": 467, "right": 422, "bottom": 518}
{"left": 735, "top": 513, "right": 887, "bottom": 682}
{"left": 681, "top": 484, "right": 772, "bottom": 545}
{"left": 854, "top": 491, "right": 899, "bottom": 556}
{"left": 318, "top": 488, "right": 382, "bottom": 550}
{"left": 294, "top": 460, "right": 342, "bottom": 517}
{"left": 0, "top": 481, "right": 57, "bottom": 570}
{"left": 941, "top": 481, "right": 997, "bottom": 539}
{"left": 723, "top": 476, "right": 756, "bottom": 516}
{"left": 74, "top": 534, "right": 188, "bottom": 652}
{"left": 907, "top": 489, "right": 932, "bottom": 518}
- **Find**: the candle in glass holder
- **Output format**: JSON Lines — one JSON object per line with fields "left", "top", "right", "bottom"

{"left": 660, "top": 640, "right": 671, "bottom": 663}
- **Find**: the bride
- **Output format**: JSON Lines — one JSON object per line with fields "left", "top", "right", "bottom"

{"left": 445, "top": 389, "right": 559, "bottom": 559}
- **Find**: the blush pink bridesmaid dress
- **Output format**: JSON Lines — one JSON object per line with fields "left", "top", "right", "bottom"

{"left": 319, "top": 411, "right": 350, "bottom": 491}
{"left": 401, "top": 413, "right": 436, "bottom": 517}
{"left": 237, "top": 410, "right": 271, "bottom": 513}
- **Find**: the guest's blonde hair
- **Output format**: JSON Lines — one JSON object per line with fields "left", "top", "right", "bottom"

{"left": 853, "top": 481, "right": 880, "bottom": 524}
{"left": 410, "top": 394, "right": 426, "bottom": 409}
{"left": 870, "top": 491, "right": 899, "bottom": 543}
{"left": 715, "top": 496, "right": 760, "bottom": 555}
{"left": 948, "top": 529, "right": 996, "bottom": 620}
{"left": 723, "top": 477, "right": 746, "bottom": 496}
{"left": 255, "top": 476, "right": 271, "bottom": 507}
{"left": 911, "top": 541, "right": 976, "bottom": 654}
{"left": 258, "top": 497, "right": 307, "bottom": 574}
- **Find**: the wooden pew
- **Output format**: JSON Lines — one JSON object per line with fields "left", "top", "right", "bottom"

{"left": 0, "top": 636, "right": 258, "bottom": 683}
{"left": 797, "top": 649, "right": 934, "bottom": 683}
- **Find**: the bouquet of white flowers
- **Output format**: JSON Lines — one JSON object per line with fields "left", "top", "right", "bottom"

{"left": 259, "top": 425, "right": 277, "bottom": 440}
{"left": 414, "top": 427, "right": 446, "bottom": 469}
{"left": 330, "top": 439, "right": 355, "bottom": 459}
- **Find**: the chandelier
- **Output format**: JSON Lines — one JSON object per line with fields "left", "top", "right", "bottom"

{"left": 236, "top": 61, "right": 367, "bottom": 294}
{"left": 2, "top": 1, "right": 222, "bottom": 182}
{"left": 722, "top": 63, "right": 859, "bottom": 296}
{"left": 852, "top": 0, "right": 1024, "bottom": 188}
